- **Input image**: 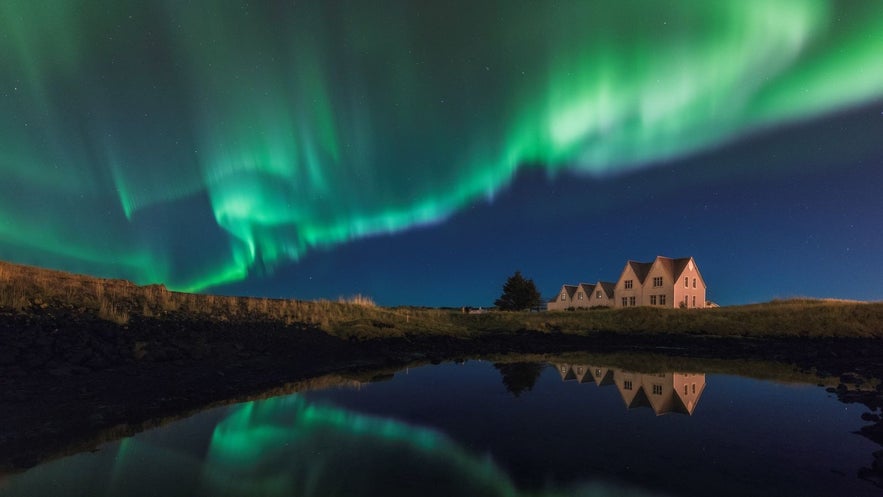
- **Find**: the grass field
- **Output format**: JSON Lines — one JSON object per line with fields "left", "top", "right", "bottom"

{"left": 2, "top": 260, "right": 882, "bottom": 339}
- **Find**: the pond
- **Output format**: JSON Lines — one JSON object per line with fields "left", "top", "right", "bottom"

{"left": 1, "top": 357, "right": 879, "bottom": 497}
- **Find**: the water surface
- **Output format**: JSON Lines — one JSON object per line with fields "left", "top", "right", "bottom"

{"left": 1, "top": 359, "right": 878, "bottom": 496}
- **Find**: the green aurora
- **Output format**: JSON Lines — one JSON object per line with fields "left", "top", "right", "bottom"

{"left": 2, "top": 1, "right": 882, "bottom": 291}
{"left": 0, "top": 394, "right": 663, "bottom": 497}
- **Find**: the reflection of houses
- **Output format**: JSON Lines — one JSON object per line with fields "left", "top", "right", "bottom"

{"left": 549, "top": 256, "right": 707, "bottom": 309}
{"left": 556, "top": 364, "right": 706, "bottom": 416}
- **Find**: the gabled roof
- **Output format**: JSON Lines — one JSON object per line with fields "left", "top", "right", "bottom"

{"left": 653, "top": 256, "right": 693, "bottom": 280}
{"left": 626, "top": 261, "right": 653, "bottom": 284}
{"left": 549, "top": 284, "right": 578, "bottom": 302}
{"left": 597, "top": 281, "right": 616, "bottom": 298}
{"left": 577, "top": 282, "right": 594, "bottom": 292}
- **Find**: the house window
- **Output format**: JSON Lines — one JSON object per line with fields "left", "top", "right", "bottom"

{"left": 623, "top": 380, "right": 633, "bottom": 390}
{"left": 650, "top": 295, "right": 657, "bottom": 305}
{"left": 692, "top": 384, "right": 696, "bottom": 394}
{"left": 622, "top": 297, "right": 628, "bottom": 307}
{"left": 684, "top": 296, "right": 689, "bottom": 307}
{"left": 560, "top": 292, "right": 566, "bottom": 301}
{"left": 653, "top": 276, "right": 663, "bottom": 287}
{"left": 595, "top": 369, "right": 602, "bottom": 377}
{"left": 629, "top": 296, "right": 636, "bottom": 306}
{"left": 577, "top": 292, "right": 583, "bottom": 300}
{"left": 624, "top": 279, "right": 633, "bottom": 289}
{"left": 693, "top": 278, "right": 697, "bottom": 288}
{"left": 652, "top": 384, "right": 663, "bottom": 395}
{"left": 692, "top": 295, "right": 696, "bottom": 307}
{"left": 596, "top": 291, "right": 602, "bottom": 299}
{"left": 684, "top": 385, "right": 688, "bottom": 395}
{"left": 659, "top": 295, "right": 666, "bottom": 305}
{"left": 684, "top": 277, "right": 689, "bottom": 287}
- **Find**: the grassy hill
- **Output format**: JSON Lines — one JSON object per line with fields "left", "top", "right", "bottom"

{"left": 1, "top": 259, "right": 882, "bottom": 338}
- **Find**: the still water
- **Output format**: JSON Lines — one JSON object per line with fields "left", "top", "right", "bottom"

{"left": 1, "top": 359, "right": 878, "bottom": 497}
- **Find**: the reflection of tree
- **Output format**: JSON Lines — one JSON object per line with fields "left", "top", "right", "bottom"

{"left": 494, "top": 362, "right": 545, "bottom": 397}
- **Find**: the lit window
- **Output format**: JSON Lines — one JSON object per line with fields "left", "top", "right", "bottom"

{"left": 577, "top": 292, "right": 583, "bottom": 300}
{"left": 560, "top": 292, "right": 566, "bottom": 301}
{"left": 596, "top": 291, "right": 602, "bottom": 299}
{"left": 629, "top": 296, "right": 636, "bottom": 306}
{"left": 624, "top": 380, "right": 633, "bottom": 390}
{"left": 595, "top": 369, "right": 601, "bottom": 377}
{"left": 625, "top": 279, "right": 633, "bottom": 289}
{"left": 684, "top": 277, "right": 688, "bottom": 287}
{"left": 660, "top": 295, "right": 666, "bottom": 305}
{"left": 650, "top": 295, "right": 657, "bottom": 305}
{"left": 653, "top": 276, "right": 663, "bottom": 287}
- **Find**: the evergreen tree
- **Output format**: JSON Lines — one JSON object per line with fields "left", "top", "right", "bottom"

{"left": 494, "top": 270, "right": 542, "bottom": 311}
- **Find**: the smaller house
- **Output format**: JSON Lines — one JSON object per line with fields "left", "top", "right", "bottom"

{"left": 547, "top": 284, "right": 578, "bottom": 311}
{"left": 588, "top": 281, "right": 616, "bottom": 308}
{"left": 549, "top": 281, "right": 615, "bottom": 310}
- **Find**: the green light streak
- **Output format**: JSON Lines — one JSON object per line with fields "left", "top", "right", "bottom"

{"left": 0, "top": 394, "right": 665, "bottom": 496}
{"left": 1, "top": 0, "right": 881, "bottom": 290}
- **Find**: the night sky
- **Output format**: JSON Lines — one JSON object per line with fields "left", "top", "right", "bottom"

{"left": 1, "top": 1, "right": 882, "bottom": 306}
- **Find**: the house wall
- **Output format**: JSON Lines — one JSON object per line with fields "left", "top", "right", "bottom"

{"left": 547, "top": 286, "right": 574, "bottom": 311}
{"left": 641, "top": 372, "right": 676, "bottom": 414}
{"left": 642, "top": 264, "right": 675, "bottom": 308}
{"left": 672, "top": 259, "right": 706, "bottom": 308}
{"left": 614, "top": 265, "right": 643, "bottom": 308}
{"left": 672, "top": 373, "right": 706, "bottom": 415}
{"left": 589, "top": 283, "right": 612, "bottom": 307}
{"left": 573, "top": 286, "right": 591, "bottom": 309}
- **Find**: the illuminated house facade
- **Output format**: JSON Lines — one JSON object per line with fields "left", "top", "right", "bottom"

{"left": 549, "top": 256, "right": 707, "bottom": 309}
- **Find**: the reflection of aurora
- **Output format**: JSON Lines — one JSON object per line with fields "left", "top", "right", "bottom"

{"left": 1, "top": 395, "right": 662, "bottom": 497}
{"left": 2, "top": 1, "right": 883, "bottom": 290}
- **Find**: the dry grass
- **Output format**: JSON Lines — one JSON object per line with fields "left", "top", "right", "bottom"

{"left": 338, "top": 294, "right": 375, "bottom": 307}
{"left": 1, "top": 260, "right": 882, "bottom": 338}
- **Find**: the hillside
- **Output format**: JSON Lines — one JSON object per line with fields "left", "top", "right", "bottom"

{"left": 2, "top": 259, "right": 883, "bottom": 339}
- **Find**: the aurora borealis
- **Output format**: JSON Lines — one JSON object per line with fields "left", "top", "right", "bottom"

{"left": 1, "top": 393, "right": 664, "bottom": 497}
{"left": 2, "top": 1, "right": 882, "bottom": 304}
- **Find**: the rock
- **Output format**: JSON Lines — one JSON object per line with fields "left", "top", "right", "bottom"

{"left": 861, "top": 412, "right": 881, "bottom": 422}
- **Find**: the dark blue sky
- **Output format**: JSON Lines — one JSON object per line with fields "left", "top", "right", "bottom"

{"left": 1, "top": 1, "right": 882, "bottom": 306}
{"left": 217, "top": 103, "right": 883, "bottom": 306}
